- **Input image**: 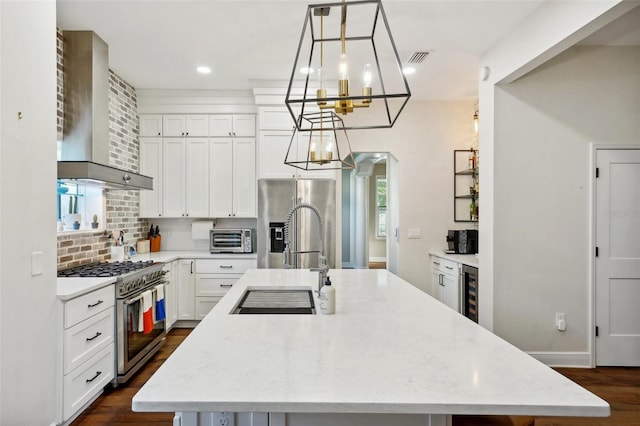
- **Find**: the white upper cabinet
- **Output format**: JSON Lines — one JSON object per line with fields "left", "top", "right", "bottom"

{"left": 140, "top": 115, "right": 163, "bottom": 137}
{"left": 162, "top": 139, "right": 186, "bottom": 217}
{"left": 139, "top": 138, "right": 163, "bottom": 217}
{"left": 185, "top": 138, "right": 210, "bottom": 217}
{"left": 209, "top": 137, "right": 256, "bottom": 218}
{"left": 163, "top": 115, "right": 209, "bottom": 137}
{"left": 209, "top": 115, "right": 256, "bottom": 137}
{"left": 258, "top": 130, "right": 297, "bottom": 179}
{"left": 258, "top": 106, "right": 296, "bottom": 131}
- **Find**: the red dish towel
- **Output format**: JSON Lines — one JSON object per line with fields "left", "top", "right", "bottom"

{"left": 141, "top": 290, "right": 154, "bottom": 334}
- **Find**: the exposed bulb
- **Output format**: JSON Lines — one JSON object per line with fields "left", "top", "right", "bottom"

{"left": 339, "top": 53, "right": 349, "bottom": 80}
{"left": 362, "top": 63, "right": 373, "bottom": 87}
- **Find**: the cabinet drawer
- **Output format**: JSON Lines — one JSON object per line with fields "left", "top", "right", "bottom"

{"left": 64, "top": 307, "right": 114, "bottom": 374}
{"left": 63, "top": 344, "right": 114, "bottom": 421}
{"left": 430, "top": 257, "right": 458, "bottom": 276}
{"left": 196, "top": 274, "right": 239, "bottom": 296}
{"left": 195, "top": 296, "right": 223, "bottom": 320}
{"left": 195, "top": 258, "right": 256, "bottom": 274}
{"left": 64, "top": 285, "right": 115, "bottom": 329}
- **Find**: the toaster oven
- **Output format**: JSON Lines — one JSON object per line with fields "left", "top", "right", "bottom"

{"left": 210, "top": 228, "right": 255, "bottom": 253}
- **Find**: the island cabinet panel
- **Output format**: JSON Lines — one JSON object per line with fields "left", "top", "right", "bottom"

{"left": 177, "top": 412, "right": 443, "bottom": 426}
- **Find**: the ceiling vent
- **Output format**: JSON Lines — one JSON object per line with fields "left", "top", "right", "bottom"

{"left": 407, "top": 51, "right": 431, "bottom": 64}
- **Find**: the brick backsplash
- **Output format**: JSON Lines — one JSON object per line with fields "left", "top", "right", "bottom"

{"left": 57, "top": 29, "right": 148, "bottom": 270}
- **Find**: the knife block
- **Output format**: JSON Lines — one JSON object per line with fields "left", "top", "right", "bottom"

{"left": 150, "top": 235, "right": 161, "bottom": 252}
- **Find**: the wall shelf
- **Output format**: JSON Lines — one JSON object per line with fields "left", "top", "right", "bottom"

{"left": 454, "top": 149, "right": 478, "bottom": 223}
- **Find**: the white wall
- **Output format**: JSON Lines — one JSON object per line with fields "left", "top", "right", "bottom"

{"left": 492, "top": 45, "right": 640, "bottom": 363}
{"left": 478, "top": 0, "right": 630, "bottom": 332}
{"left": 346, "top": 101, "right": 476, "bottom": 292}
{"left": 0, "top": 1, "right": 59, "bottom": 423}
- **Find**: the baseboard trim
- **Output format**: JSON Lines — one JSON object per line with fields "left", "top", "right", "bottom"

{"left": 369, "top": 257, "right": 387, "bottom": 263}
{"left": 527, "top": 351, "right": 592, "bottom": 368}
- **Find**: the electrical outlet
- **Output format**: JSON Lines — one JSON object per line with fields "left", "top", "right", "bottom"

{"left": 556, "top": 313, "right": 566, "bottom": 331}
{"left": 408, "top": 228, "right": 422, "bottom": 239}
{"left": 212, "top": 412, "right": 234, "bottom": 426}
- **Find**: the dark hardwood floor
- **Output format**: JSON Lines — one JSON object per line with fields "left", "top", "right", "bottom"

{"left": 72, "top": 329, "right": 640, "bottom": 426}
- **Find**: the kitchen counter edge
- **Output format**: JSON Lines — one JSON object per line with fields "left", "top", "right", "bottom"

{"left": 429, "top": 250, "right": 478, "bottom": 268}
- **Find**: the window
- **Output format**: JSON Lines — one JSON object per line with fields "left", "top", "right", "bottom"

{"left": 375, "top": 175, "right": 387, "bottom": 238}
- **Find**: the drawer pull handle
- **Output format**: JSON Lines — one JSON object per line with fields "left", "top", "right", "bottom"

{"left": 219, "top": 265, "right": 233, "bottom": 269}
{"left": 86, "top": 332, "right": 102, "bottom": 342}
{"left": 433, "top": 262, "right": 440, "bottom": 266}
{"left": 86, "top": 371, "right": 102, "bottom": 383}
{"left": 445, "top": 266, "right": 454, "bottom": 270}
{"left": 220, "top": 284, "right": 233, "bottom": 288}
{"left": 87, "top": 300, "right": 104, "bottom": 308}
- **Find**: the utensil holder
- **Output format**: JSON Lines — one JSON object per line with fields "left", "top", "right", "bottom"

{"left": 110, "top": 246, "right": 125, "bottom": 262}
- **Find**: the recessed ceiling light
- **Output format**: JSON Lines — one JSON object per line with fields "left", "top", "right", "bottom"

{"left": 402, "top": 67, "right": 416, "bottom": 75}
{"left": 300, "top": 67, "right": 314, "bottom": 75}
{"left": 196, "top": 66, "right": 212, "bottom": 74}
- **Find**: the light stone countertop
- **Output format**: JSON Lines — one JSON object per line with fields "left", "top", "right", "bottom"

{"left": 56, "top": 251, "right": 256, "bottom": 300}
{"left": 429, "top": 249, "right": 479, "bottom": 268}
{"left": 131, "top": 268, "right": 609, "bottom": 418}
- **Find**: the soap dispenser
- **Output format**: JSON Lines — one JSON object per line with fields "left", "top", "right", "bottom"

{"left": 319, "top": 276, "right": 335, "bottom": 315}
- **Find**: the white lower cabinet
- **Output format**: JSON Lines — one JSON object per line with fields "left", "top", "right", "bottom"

{"left": 178, "top": 259, "right": 196, "bottom": 321}
{"left": 163, "top": 260, "right": 179, "bottom": 330}
{"left": 194, "top": 258, "right": 256, "bottom": 319}
{"left": 430, "top": 256, "right": 460, "bottom": 312}
{"left": 61, "top": 284, "right": 115, "bottom": 423}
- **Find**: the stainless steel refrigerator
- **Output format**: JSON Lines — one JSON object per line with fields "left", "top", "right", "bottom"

{"left": 257, "top": 179, "right": 336, "bottom": 269}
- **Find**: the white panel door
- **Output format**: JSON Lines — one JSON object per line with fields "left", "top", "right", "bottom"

{"left": 139, "top": 137, "right": 163, "bottom": 217}
{"left": 139, "top": 115, "right": 163, "bottom": 137}
{"left": 596, "top": 148, "right": 640, "bottom": 366}
{"left": 209, "top": 115, "right": 233, "bottom": 137}
{"left": 185, "top": 115, "right": 209, "bottom": 137}
{"left": 233, "top": 138, "right": 256, "bottom": 217}
{"left": 209, "top": 138, "right": 234, "bottom": 217}
{"left": 258, "top": 130, "right": 297, "bottom": 179}
{"left": 163, "top": 115, "right": 186, "bottom": 137}
{"left": 163, "top": 139, "right": 186, "bottom": 217}
{"left": 185, "top": 138, "right": 210, "bottom": 217}
{"left": 233, "top": 115, "right": 256, "bottom": 137}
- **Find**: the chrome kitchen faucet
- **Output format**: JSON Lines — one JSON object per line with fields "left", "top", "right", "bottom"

{"left": 283, "top": 202, "right": 328, "bottom": 294}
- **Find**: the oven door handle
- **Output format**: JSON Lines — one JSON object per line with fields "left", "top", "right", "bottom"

{"left": 124, "top": 281, "right": 168, "bottom": 305}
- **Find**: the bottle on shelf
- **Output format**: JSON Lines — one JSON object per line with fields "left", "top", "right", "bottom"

{"left": 468, "top": 149, "right": 476, "bottom": 170}
{"left": 470, "top": 197, "right": 476, "bottom": 221}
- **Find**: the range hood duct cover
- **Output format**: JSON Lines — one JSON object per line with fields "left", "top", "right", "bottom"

{"left": 58, "top": 31, "right": 152, "bottom": 191}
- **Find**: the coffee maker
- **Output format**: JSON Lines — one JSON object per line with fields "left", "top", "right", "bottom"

{"left": 446, "top": 230, "right": 478, "bottom": 254}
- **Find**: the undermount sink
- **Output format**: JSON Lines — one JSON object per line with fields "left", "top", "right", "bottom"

{"left": 233, "top": 288, "right": 316, "bottom": 314}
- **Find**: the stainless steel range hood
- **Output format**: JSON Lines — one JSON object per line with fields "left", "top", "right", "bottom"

{"left": 57, "top": 31, "right": 152, "bottom": 190}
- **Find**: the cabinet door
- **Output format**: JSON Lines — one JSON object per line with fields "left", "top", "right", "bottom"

{"left": 185, "top": 138, "right": 210, "bottom": 217}
{"left": 209, "top": 138, "right": 234, "bottom": 217}
{"left": 209, "top": 115, "right": 233, "bottom": 137}
{"left": 140, "top": 115, "right": 163, "bottom": 136}
{"left": 443, "top": 272, "right": 460, "bottom": 312}
{"left": 177, "top": 259, "right": 195, "bottom": 320}
{"left": 233, "top": 138, "right": 256, "bottom": 217}
{"left": 169, "top": 260, "right": 179, "bottom": 327}
{"left": 163, "top": 139, "right": 186, "bottom": 217}
{"left": 185, "top": 115, "right": 209, "bottom": 137}
{"left": 258, "top": 106, "right": 295, "bottom": 131}
{"left": 162, "top": 262, "right": 175, "bottom": 330}
{"left": 258, "top": 130, "right": 297, "bottom": 179}
{"left": 139, "top": 137, "right": 163, "bottom": 217}
{"left": 163, "top": 115, "right": 186, "bottom": 137}
{"left": 195, "top": 296, "right": 222, "bottom": 320}
{"left": 233, "top": 115, "right": 256, "bottom": 137}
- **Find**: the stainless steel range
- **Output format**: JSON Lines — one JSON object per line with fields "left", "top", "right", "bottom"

{"left": 58, "top": 260, "right": 168, "bottom": 385}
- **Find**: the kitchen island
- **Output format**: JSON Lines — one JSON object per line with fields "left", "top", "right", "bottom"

{"left": 132, "top": 269, "right": 609, "bottom": 426}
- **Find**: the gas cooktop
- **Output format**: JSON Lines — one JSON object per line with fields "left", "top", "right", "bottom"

{"left": 57, "top": 260, "right": 156, "bottom": 278}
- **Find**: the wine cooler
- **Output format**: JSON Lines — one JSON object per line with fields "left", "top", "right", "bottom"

{"left": 462, "top": 265, "right": 479, "bottom": 323}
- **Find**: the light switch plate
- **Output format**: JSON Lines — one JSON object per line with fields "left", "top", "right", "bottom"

{"left": 408, "top": 228, "right": 422, "bottom": 239}
{"left": 31, "top": 251, "right": 43, "bottom": 276}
